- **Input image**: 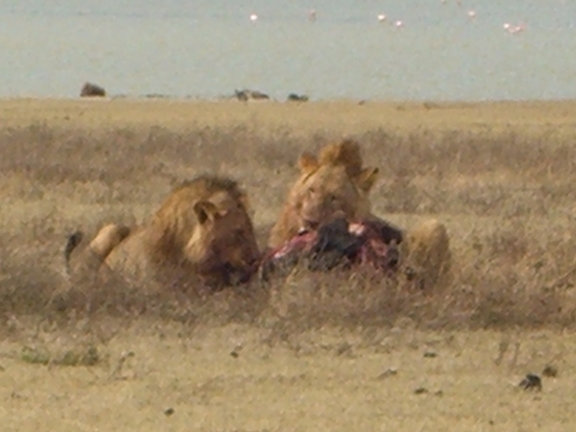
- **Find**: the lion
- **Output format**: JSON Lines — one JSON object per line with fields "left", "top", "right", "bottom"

{"left": 268, "top": 140, "right": 452, "bottom": 290}
{"left": 66, "top": 175, "right": 261, "bottom": 293}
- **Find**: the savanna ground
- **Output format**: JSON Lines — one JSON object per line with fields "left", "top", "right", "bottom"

{"left": 1, "top": 98, "right": 576, "bottom": 431}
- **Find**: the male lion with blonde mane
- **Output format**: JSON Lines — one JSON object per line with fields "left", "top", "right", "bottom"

{"left": 65, "top": 175, "right": 261, "bottom": 293}
{"left": 266, "top": 140, "right": 452, "bottom": 291}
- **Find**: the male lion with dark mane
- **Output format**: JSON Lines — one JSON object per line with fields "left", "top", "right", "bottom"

{"left": 65, "top": 175, "right": 261, "bottom": 293}
{"left": 265, "top": 140, "right": 452, "bottom": 291}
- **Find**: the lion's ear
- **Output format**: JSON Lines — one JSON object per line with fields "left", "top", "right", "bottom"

{"left": 237, "top": 192, "right": 256, "bottom": 218}
{"left": 238, "top": 192, "right": 251, "bottom": 211}
{"left": 356, "top": 167, "right": 379, "bottom": 192}
{"left": 298, "top": 152, "right": 319, "bottom": 173}
{"left": 194, "top": 201, "right": 223, "bottom": 224}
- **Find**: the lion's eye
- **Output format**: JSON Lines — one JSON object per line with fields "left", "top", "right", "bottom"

{"left": 308, "top": 187, "right": 316, "bottom": 194}
{"left": 329, "top": 194, "right": 338, "bottom": 202}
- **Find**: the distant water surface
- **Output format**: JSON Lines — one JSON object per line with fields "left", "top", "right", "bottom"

{"left": 1, "top": 0, "right": 575, "bottom": 101}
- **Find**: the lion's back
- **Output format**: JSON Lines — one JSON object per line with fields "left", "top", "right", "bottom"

{"left": 103, "top": 229, "right": 158, "bottom": 286}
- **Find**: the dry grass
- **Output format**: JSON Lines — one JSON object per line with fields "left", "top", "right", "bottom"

{"left": 1, "top": 99, "right": 576, "bottom": 430}
{"left": 1, "top": 98, "right": 576, "bottom": 330}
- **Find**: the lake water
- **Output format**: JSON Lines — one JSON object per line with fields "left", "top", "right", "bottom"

{"left": 1, "top": 0, "right": 575, "bottom": 101}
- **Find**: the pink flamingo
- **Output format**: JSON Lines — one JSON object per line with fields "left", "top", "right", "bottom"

{"left": 504, "top": 22, "right": 526, "bottom": 34}
{"left": 308, "top": 9, "right": 317, "bottom": 22}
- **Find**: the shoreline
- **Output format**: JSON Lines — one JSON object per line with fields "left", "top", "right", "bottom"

{"left": 1, "top": 97, "right": 575, "bottom": 132}
{"left": 3, "top": 95, "right": 576, "bottom": 103}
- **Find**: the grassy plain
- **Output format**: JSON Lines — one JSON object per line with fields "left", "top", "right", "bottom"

{"left": 0, "top": 98, "right": 576, "bottom": 431}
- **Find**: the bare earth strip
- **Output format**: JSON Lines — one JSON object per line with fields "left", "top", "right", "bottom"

{"left": 0, "top": 99, "right": 576, "bottom": 431}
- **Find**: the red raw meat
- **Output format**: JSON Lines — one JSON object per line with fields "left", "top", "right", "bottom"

{"left": 260, "top": 217, "right": 403, "bottom": 278}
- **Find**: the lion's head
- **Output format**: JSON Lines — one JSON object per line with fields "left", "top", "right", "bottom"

{"left": 269, "top": 140, "right": 379, "bottom": 248}
{"left": 184, "top": 189, "right": 261, "bottom": 286}
{"left": 149, "top": 175, "right": 261, "bottom": 287}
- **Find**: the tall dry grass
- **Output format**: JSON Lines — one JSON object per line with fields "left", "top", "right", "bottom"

{"left": 1, "top": 100, "right": 576, "bottom": 333}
